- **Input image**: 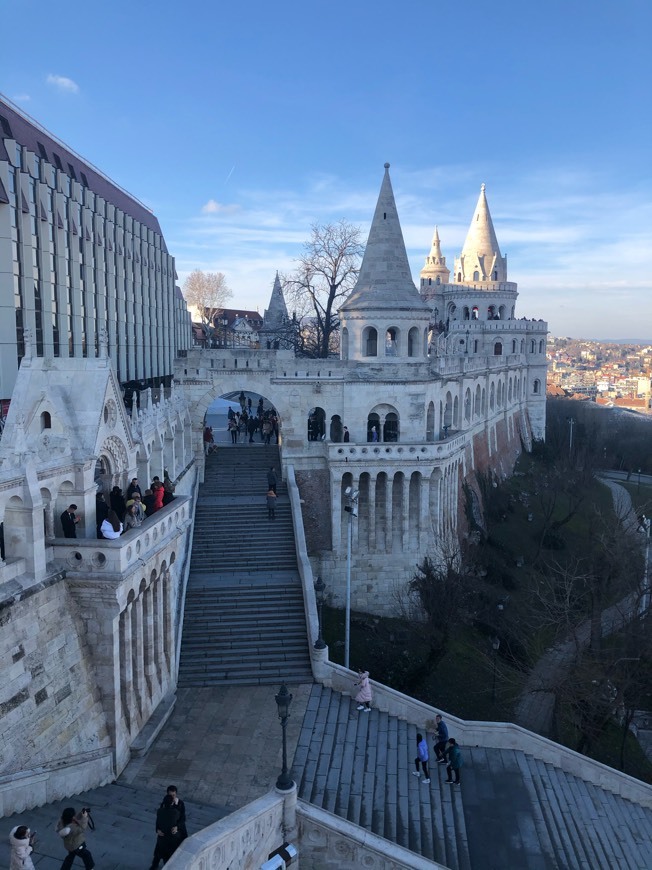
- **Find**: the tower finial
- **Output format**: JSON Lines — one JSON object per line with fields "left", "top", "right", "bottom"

{"left": 384, "top": 162, "right": 390, "bottom": 169}
{"left": 481, "top": 183, "right": 486, "bottom": 191}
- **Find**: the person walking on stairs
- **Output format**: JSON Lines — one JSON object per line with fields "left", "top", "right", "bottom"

{"left": 412, "top": 732, "right": 431, "bottom": 784}
{"left": 445, "top": 738, "right": 463, "bottom": 785}
{"left": 434, "top": 714, "right": 449, "bottom": 763}
{"left": 354, "top": 669, "right": 372, "bottom": 711}
{"left": 56, "top": 807, "right": 95, "bottom": 869}
{"left": 266, "top": 488, "right": 278, "bottom": 519}
{"left": 267, "top": 466, "right": 277, "bottom": 494}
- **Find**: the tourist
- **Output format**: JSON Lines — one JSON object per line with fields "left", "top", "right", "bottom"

{"left": 149, "top": 795, "right": 181, "bottom": 869}
{"left": 60, "top": 504, "right": 80, "bottom": 539}
{"left": 124, "top": 504, "right": 141, "bottom": 532}
{"left": 434, "top": 714, "right": 449, "bottom": 762}
{"left": 203, "top": 425, "right": 213, "bottom": 456}
{"left": 371, "top": 425, "right": 379, "bottom": 442}
{"left": 343, "top": 426, "right": 350, "bottom": 442}
{"left": 143, "top": 488, "right": 156, "bottom": 516}
{"left": 56, "top": 807, "right": 95, "bottom": 869}
{"left": 266, "top": 487, "right": 278, "bottom": 520}
{"left": 152, "top": 481, "right": 165, "bottom": 513}
{"left": 9, "top": 824, "right": 36, "bottom": 870}
{"left": 267, "top": 466, "right": 277, "bottom": 494}
{"left": 262, "top": 417, "right": 272, "bottom": 444}
{"left": 163, "top": 785, "right": 187, "bottom": 840}
{"left": 95, "top": 493, "right": 108, "bottom": 538}
{"left": 110, "top": 485, "right": 126, "bottom": 523}
{"left": 126, "top": 492, "right": 147, "bottom": 522}
{"left": 445, "top": 738, "right": 463, "bottom": 785}
{"left": 354, "top": 669, "right": 372, "bottom": 712}
{"left": 412, "top": 732, "right": 431, "bottom": 784}
{"left": 163, "top": 471, "right": 176, "bottom": 505}
{"left": 126, "top": 477, "right": 141, "bottom": 500}
{"left": 247, "top": 415, "right": 257, "bottom": 444}
{"left": 100, "top": 510, "right": 123, "bottom": 540}
{"left": 238, "top": 390, "right": 246, "bottom": 412}
{"left": 228, "top": 417, "right": 238, "bottom": 444}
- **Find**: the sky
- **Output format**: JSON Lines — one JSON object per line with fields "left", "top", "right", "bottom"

{"left": 1, "top": 0, "right": 650, "bottom": 340}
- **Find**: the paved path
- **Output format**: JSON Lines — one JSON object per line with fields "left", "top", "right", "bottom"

{"left": 515, "top": 476, "right": 642, "bottom": 735}
{"left": 0, "top": 684, "right": 312, "bottom": 869}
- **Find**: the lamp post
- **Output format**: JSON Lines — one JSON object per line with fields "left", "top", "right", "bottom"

{"left": 314, "top": 576, "right": 326, "bottom": 650}
{"left": 567, "top": 417, "right": 575, "bottom": 458}
{"left": 638, "top": 468, "right": 642, "bottom": 493}
{"left": 491, "top": 636, "right": 501, "bottom": 702}
{"left": 344, "top": 486, "right": 358, "bottom": 670}
{"left": 274, "top": 684, "right": 294, "bottom": 791}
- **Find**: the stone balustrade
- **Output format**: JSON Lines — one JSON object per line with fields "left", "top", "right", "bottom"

{"left": 328, "top": 437, "right": 467, "bottom": 464}
{"left": 48, "top": 497, "right": 191, "bottom": 575}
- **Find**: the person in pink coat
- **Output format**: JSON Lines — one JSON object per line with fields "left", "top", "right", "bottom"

{"left": 354, "top": 669, "right": 372, "bottom": 712}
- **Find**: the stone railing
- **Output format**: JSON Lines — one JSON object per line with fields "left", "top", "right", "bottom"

{"left": 165, "top": 790, "right": 287, "bottom": 869}
{"left": 47, "top": 497, "right": 191, "bottom": 575}
{"left": 0, "top": 749, "right": 113, "bottom": 816}
{"left": 328, "top": 437, "right": 467, "bottom": 464}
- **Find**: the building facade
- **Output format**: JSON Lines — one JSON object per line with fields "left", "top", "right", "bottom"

{"left": 0, "top": 96, "right": 191, "bottom": 404}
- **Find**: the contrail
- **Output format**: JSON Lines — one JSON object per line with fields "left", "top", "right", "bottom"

{"left": 224, "top": 165, "right": 236, "bottom": 184}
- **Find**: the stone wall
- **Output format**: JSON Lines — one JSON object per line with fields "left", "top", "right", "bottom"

{"left": 296, "top": 468, "right": 332, "bottom": 554}
{"left": 0, "top": 574, "right": 111, "bottom": 775}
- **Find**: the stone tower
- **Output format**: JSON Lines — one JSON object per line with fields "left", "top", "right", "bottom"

{"left": 420, "top": 226, "right": 450, "bottom": 300}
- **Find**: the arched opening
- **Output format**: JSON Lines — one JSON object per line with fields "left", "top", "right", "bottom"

{"left": 463, "top": 306, "right": 470, "bottom": 320}
{"left": 498, "top": 305, "right": 505, "bottom": 319}
{"left": 363, "top": 326, "right": 378, "bottom": 357}
{"left": 341, "top": 327, "right": 349, "bottom": 360}
{"left": 494, "top": 341, "right": 503, "bottom": 356}
{"left": 308, "top": 407, "right": 326, "bottom": 441}
{"left": 508, "top": 378, "right": 513, "bottom": 402}
{"left": 383, "top": 412, "right": 399, "bottom": 443}
{"left": 408, "top": 327, "right": 420, "bottom": 357}
{"left": 490, "top": 382, "right": 495, "bottom": 411}
{"left": 539, "top": 339, "right": 544, "bottom": 353}
{"left": 497, "top": 381, "right": 503, "bottom": 408}
{"left": 457, "top": 272, "right": 461, "bottom": 282}
{"left": 212, "top": 391, "right": 281, "bottom": 447}
{"left": 512, "top": 339, "right": 517, "bottom": 353}
{"left": 488, "top": 305, "right": 496, "bottom": 319}
{"left": 464, "top": 388, "right": 471, "bottom": 423}
{"left": 472, "top": 306, "right": 479, "bottom": 319}
{"left": 435, "top": 276, "right": 441, "bottom": 285}
{"left": 448, "top": 303, "right": 457, "bottom": 322}
{"left": 40, "top": 411, "right": 52, "bottom": 430}
{"left": 443, "top": 392, "right": 453, "bottom": 435}
{"left": 473, "top": 270, "right": 480, "bottom": 281}
{"left": 481, "top": 388, "right": 486, "bottom": 415}
{"left": 533, "top": 379, "right": 541, "bottom": 394}
{"left": 426, "top": 401, "right": 435, "bottom": 442}
{"left": 385, "top": 327, "right": 399, "bottom": 356}
{"left": 530, "top": 339, "right": 536, "bottom": 353}
{"left": 453, "top": 396, "right": 459, "bottom": 428}
{"left": 367, "top": 412, "right": 381, "bottom": 443}
{"left": 475, "top": 384, "right": 481, "bottom": 418}
{"left": 94, "top": 456, "right": 112, "bottom": 496}
{"left": 330, "top": 414, "right": 343, "bottom": 442}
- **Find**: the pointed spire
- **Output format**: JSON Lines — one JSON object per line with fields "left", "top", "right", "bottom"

{"left": 420, "top": 225, "right": 450, "bottom": 286}
{"left": 341, "top": 164, "right": 429, "bottom": 312}
{"left": 455, "top": 184, "right": 507, "bottom": 283}
{"left": 262, "top": 271, "right": 289, "bottom": 331}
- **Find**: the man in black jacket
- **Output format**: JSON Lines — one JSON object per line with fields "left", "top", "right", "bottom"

{"left": 150, "top": 795, "right": 181, "bottom": 869}
{"left": 60, "top": 504, "right": 79, "bottom": 538}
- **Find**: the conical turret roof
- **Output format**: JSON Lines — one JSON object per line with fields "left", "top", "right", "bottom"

{"left": 420, "top": 226, "right": 450, "bottom": 283}
{"left": 461, "top": 184, "right": 502, "bottom": 262}
{"left": 262, "top": 272, "right": 289, "bottom": 331}
{"left": 340, "top": 164, "right": 429, "bottom": 312}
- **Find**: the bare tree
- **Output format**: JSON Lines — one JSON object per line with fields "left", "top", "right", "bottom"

{"left": 283, "top": 220, "right": 363, "bottom": 358}
{"left": 182, "top": 270, "right": 233, "bottom": 342}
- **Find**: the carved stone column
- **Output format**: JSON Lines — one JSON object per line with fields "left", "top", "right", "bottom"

{"left": 131, "top": 595, "right": 144, "bottom": 724}
{"left": 368, "top": 473, "right": 377, "bottom": 552}
{"left": 119, "top": 605, "right": 134, "bottom": 736}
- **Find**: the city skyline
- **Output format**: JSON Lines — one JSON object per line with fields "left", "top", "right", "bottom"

{"left": 1, "top": 0, "right": 649, "bottom": 340}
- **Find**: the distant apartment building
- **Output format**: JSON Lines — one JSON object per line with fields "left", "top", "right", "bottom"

{"left": 0, "top": 96, "right": 191, "bottom": 403}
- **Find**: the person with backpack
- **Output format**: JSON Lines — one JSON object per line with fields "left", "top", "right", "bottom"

{"left": 445, "top": 738, "right": 463, "bottom": 785}
{"left": 412, "top": 732, "right": 430, "bottom": 784}
{"left": 433, "top": 714, "right": 449, "bottom": 762}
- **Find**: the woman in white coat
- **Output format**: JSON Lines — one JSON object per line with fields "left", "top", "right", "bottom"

{"left": 9, "top": 825, "right": 36, "bottom": 870}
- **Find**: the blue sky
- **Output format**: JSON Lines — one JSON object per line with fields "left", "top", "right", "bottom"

{"left": 2, "top": 0, "right": 650, "bottom": 339}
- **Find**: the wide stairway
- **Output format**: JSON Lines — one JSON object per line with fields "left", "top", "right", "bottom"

{"left": 178, "top": 445, "right": 313, "bottom": 687}
{"left": 294, "top": 685, "right": 652, "bottom": 869}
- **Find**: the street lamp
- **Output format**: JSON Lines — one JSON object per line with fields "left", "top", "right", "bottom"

{"left": 638, "top": 468, "right": 642, "bottom": 493}
{"left": 274, "top": 684, "right": 294, "bottom": 791}
{"left": 344, "top": 486, "right": 358, "bottom": 670}
{"left": 491, "top": 636, "right": 501, "bottom": 702}
{"left": 314, "top": 576, "right": 326, "bottom": 650}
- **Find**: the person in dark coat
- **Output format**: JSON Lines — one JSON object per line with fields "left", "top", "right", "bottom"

{"left": 95, "top": 494, "right": 109, "bottom": 538}
{"left": 110, "top": 486, "right": 127, "bottom": 523}
{"left": 266, "top": 488, "right": 278, "bottom": 520}
{"left": 162, "top": 786, "right": 187, "bottom": 839}
{"left": 149, "top": 795, "right": 181, "bottom": 869}
{"left": 267, "top": 467, "right": 277, "bottom": 494}
{"left": 143, "top": 489, "right": 156, "bottom": 516}
{"left": 61, "top": 504, "right": 79, "bottom": 538}
{"left": 126, "top": 478, "right": 141, "bottom": 500}
{"left": 247, "top": 416, "right": 257, "bottom": 444}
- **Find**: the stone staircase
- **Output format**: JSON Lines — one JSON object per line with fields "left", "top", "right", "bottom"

{"left": 177, "top": 445, "right": 313, "bottom": 687}
{"left": 293, "top": 685, "right": 652, "bottom": 869}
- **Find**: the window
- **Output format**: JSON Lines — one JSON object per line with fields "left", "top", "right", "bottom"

{"left": 37, "top": 142, "right": 48, "bottom": 160}
{"left": 364, "top": 327, "right": 378, "bottom": 357}
{"left": 67, "top": 163, "right": 77, "bottom": 180}
{"left": 533, "top": 379, "right": 541, "bottom": 394}
{"left": 53, "top": 152, "right": 63, "bottom": 171}
{"left": 473, "top": 270, "right": 479, "bottom": 281}
{"left": 40, "top": 411, "right": 52, "bottom": 430}
{"left": 80, "top": 171, "right": 89, "bottom": 187}
{"left": 494, "top": 342, "right": 503, "bottom": 356}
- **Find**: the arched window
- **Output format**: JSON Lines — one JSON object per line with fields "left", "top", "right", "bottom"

{"left": 443, "top": 392, "right": 453, "bottom": 433}
{"left": 533, "top": 379, "right": 541, "bottom": 394}
{"left": 472, "top": 306, "right": 479, "bottom": 319}
{"left": 363, "top": 327, "right": 378, "bottom": 357}
{"left": 428, "top": 277, "right": 432, "bottom": 286}
{"left": 512, "top": 339, "right": 517, "bottom": 353}
{"left": 490, "top": 383, "right": 495, "bottom": 411}
{"left": 367, "top": 412, "right": 381, "bottom": 442}
{"left": 448, "top": 303, "right": 457, "bottom": 321}
{"left": 473, "top": 270, "right": 480, "bottom": 281}
{"left": 435, "top": 276, "right": 441, "bottom": 285}
{"left": 497, "top": 381, "right": 503, "bottom": 407}
{"left": 520, "top": 339, "right": 525, "bottom": 354}
{"left": 481, "top": 388, "right": 486, "bottom": 415}
{"left": 40, "top": 411, "right": 52, "bottom": 430}
{"left": 508, "top": 378, "right": 513, "bottom": 402}
{"left": 498, "top": 305, "right": 505, "bottom": 319}
{"left": 463, "top": 307, "right": 470, "bottom": 320}
{"left": 475, "top": 384, "right": 481, "bottom": 418}
{"left": 408, "top": 327, "right": 420, "bottom": 357}
{"left": 453, "top": 396, "right": 459, "bottom": 428}
{"left": 493, "top": 271, "right": 498, "bottom": 280}
{"left": 494, "top": 341, "right": 503, "bottom": 356}
{"left": 341, "top": 327, "right": 349, "bottom": 360}
{"left": 426, "top": 401, "right": 435, "bottom": 442}
{"left": 539, "top": 339, "right": 544, "bottom": 353}
{"left": 385, "top": 327, "right": 398, "bottom": 356}
{"left": 464, "top": 388, "right": 471, "bottom": 423}
{"left": 384, "top": 412, "right": 399, "bottom": 442}
{"left": 308, "top": 407, "right": 326, "bottom": 441}
{"left": 330, "top": 414, "right": 343, "bottom": 442}
{"left": 457, "top": 272, "right": 462, "bottom": 282}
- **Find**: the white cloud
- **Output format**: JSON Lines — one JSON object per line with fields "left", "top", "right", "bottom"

{"left": 46, "top": 74, "right": 80, "bottom": 94}
{"left": 201, "top": 199, "right": 241, "bottom": 215}
{"left": 12, "top": 93, "right": 31, "bottom": 103}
